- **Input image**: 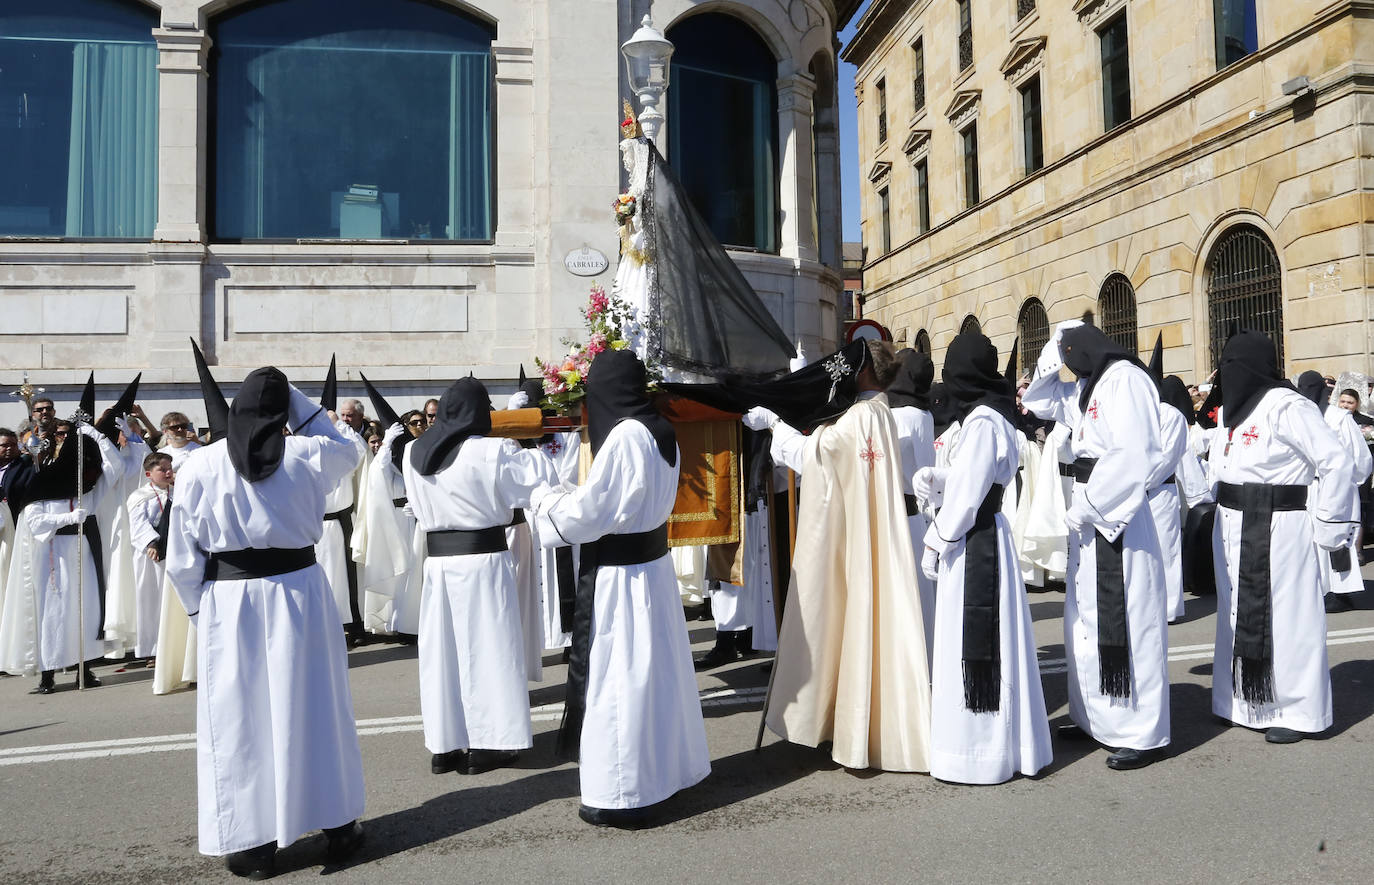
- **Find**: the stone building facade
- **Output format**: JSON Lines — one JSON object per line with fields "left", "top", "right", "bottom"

{"left": 844, "top": 0, "right": 1374, "bottom": 383}
{"left": 0, "top": 0, "right": 853, "bottom": 426}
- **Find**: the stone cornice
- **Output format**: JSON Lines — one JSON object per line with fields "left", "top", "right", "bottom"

{"left": 867, "top": 160, "right": 893, "bottom": 185}
{"left": 1074, "top": 0, "right": 1127, "bottom": 29}
{"left": 901, "top": 129, "right": 931, "bottom": 160}
{"left": 842, "top": 0, "right": 932, "bottom": 66}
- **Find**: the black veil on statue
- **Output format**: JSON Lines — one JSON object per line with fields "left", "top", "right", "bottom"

{"left": 663, "top": 339, "right": 870, "bottom": 432}
{"left": 638, "top": 138, "right": 795, "bottom": 380}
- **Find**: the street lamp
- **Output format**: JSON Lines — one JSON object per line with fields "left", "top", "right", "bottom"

{"left": 620, "top": 15, "right": 673, "bottom": 143}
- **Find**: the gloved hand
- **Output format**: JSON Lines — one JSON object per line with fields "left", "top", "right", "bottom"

{"left": 78, "top": 422, "right": 103, "bottom": 442}
{"left": 401, "top": 501, "right": 416, "bottom": 520}
{"left": 382, "top": 421, "right": 406, "bottom": 447}
{"left": 61, "top": 508, "right": 89, "bottom": 527}
{"left": 921, "top": 546, "right": 940, "bottom": 581}
{"left": 506, "top": 391, "right": 530, "bottom": 411}
{"left": 742, "top": 406, "right": 780, "bottom": 431}
{"left": 115, "top": 415, "right": 138, "bottom": 441}
{"left": 913, "top": 467, "right": 946, "bottom": 504}
{"left": 1065, "top": 502, "right": 1088, "bottom": 535}
{"left": 530, "top": 484, "right": 562, "bottom": 517}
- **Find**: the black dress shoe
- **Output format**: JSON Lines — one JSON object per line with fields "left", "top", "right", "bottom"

{"left": 1324, "top": 593, "right": 1354, "bottom": 614}
{"left": 578, "top": 803, "right": 654, "bottom": 830}
{"left": 431, "top": 749, "right": 467, "bottom": 774}
{"left": 79, "top": 668, "right": 101, "bottom": 688}
{"left": 1057, "top": 723, "right": 1091, "bottom": 740}
{"left": 1105, "top": 746, "right": 1168, "bottom": 770}
{"left": 324, "top": 820, "right": 365, "bottom": 864}
{"left": 462, "top": 749, "right": 519, "bottom": 775}
{"left": 32, "top": 682, "right": 56, "bottom": 695}
{"left": 224, "top": 842, "right": 277, "bottom": 880}
{"left": 693, "top": 637, "right": 744, "bottom": 671}
{"left": 1265, "top": 727, "right": 1306, "bottom": 744}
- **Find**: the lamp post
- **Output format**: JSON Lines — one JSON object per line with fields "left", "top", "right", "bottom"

{"left": 620, "top": 15, "right": 674, "bottom": 144}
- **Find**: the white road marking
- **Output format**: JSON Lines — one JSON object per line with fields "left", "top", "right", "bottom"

{"left": 3, "top": 631, "right": 1371, "bottom": 767}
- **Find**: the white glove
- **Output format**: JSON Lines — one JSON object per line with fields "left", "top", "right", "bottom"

{"left": 913, "top": 467, "right": 936, "bottom": 502}
{"left": 1065, "top": 502, "right": 1088, "bottom": 535}
{"left": 921, "top": 546, "right": 940, "bottom": 581}
{"left": 742, "top": 406, "right": 780, "bottom": 431}
{"left": 530, "top": 484, "right": 563, "bottom": 517}
{"left": 382, "top": 421, "right": 406, "bottom": 446}
{"left": 62, "top": 508, "right": 90, "bottom": 527}
{"left": 1314, "top": 519, "right": 1356, "bottom": 553}
{"left": 78, "top": 422, "right": 102, "bottom": 441}
{"left": 506, "top": 391, "right": 530, "bottom": 411}
{"left": 115, "top": 415, "right": 140, "bottom": 443}
{"left": 401, "top": 502, "right": 415, "bottom": 520}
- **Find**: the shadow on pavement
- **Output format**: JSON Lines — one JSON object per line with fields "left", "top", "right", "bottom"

{"left": 345, "top": 643, "right": 417, "bottom": 670}
{"left": 1324, "top": 658, "right": 1374, "bottom": 739}
{"left": 1172, "top": 591, "right": 1218, "bottom": 625}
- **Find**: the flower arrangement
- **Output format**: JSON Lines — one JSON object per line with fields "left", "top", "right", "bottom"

{"left": 536, "top": 282, "right": 654, "bottom": 413}
{"left": 613, "top": 193, "right": 637, "bottom": 225}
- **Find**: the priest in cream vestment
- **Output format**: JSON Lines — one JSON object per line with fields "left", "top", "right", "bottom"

{"left": 750, "top": 340, "right": 932, "bottom": 772}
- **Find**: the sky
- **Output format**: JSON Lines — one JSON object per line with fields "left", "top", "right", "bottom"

{"left": 836, "top": 2, "right": 869, "bottom": 243}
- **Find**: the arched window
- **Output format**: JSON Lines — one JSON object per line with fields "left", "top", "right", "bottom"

{"left": 1, "top": 0, "right": 159, "bottom": 238}
{"left": 667, "top": 13, "right": 778, "bottom": 252}
{"left": 211, "top": 0, "right": 495, "bottom": 242}
{"left": 1017, "top": 298, "right": 1050, "bottom": 378}
{"left": 1206, "top": 224, "right": 1283, "bottom": 367}
{"left": 914, "top": 329, "right": 931, "bottom": 354}
{"left": 1098, "top": 273, "right": 1137, "bottom": 352}
{"left": 960, "top": 314, "right": 982, "bottom": 336}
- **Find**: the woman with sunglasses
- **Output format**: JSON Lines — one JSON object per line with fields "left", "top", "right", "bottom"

{"left": 157, "top": 411, "right": 201, "bottom": 469}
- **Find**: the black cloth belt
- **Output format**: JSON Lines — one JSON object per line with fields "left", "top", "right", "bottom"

{"left": 1216, "top": 481, "right": 1307, "bottom": 512}
{"left": 961, "top": 483, "right": 1005, "bottom": 713}
{"left": 1058, "top": 462, "right": 1076, "bottom": 478}
{"left": 1330, "top": 546, "right": 1353, "bottom": 573}
{"left": 1069, "top": 458, "right": 1129, "bottom": 698}
{"left": 55, "top": 515, "right": 108, "bottom": 640}
{"left": 559, "top": 522, "right": 670, "bottom": 760}
{"left": 324, "top": 507, "right": 361, "bottom": 628}
{"left": 425, "top": 526, "right": 508, "bottom": 557}
{"left": 508, "top": 508, "right": 526, "bottom": 527}
{"left": 904, "top": 493, "right": 919, "bottom": 518}
{"left": 555, "top": 545, "right": 576, "bottom": 632}
{"left": 1215, "top": 481, "right": 1307, "bottom": 706}
{"left": 205, "top": 546, "right": 316, "bottom": 582}
{"left": 1073, "top": 457, "right": 1098, "bottom": 484}
{"left": 392, "top": 497, "right": 408, "bottom": 508}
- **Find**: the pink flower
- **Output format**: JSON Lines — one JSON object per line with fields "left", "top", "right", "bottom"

{"left": 585, "top": 284, "right": 609, "bottom": 319}
{"left": 587, "top": 332, "right": 608, "bottom": 355}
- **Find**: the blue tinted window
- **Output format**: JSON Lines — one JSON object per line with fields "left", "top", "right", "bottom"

{"left": 667, "top": 13, "right": 778, "bottom": 253}
{"left": 1215, "top": 0, "right": 1259, "bottom": 69}
{"left": 0, "top": 0, "right": 158, "bottom": 238}
{"left": 211, "top": 0, "right": 494, "bottom": 241}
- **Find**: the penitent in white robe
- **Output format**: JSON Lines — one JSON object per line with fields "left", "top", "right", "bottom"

{"left": 315, "top": 421, "right": 366, "bottom": 626}
{"left": 1148, "top": 404, "right": 1191, "bottom": 623}
{"left": 891, "top": 404, "right": 937, "bottom": 665}
{"left": 535, "top": 419, "right": 710, "bottom": 810}
{"left": 1206, "top": 389, "right": 1355, "bottom": 733}
{"left": 531, "top": 431, "right": 580, "bottom": 649}
{"left": 923, "top": 407, "right": 1052, "bottom": 784}
{"left": 403, "top": 436, "right": 554, "bottom": 754}
{"left": 126, "top": 483, "right": 171, "bottom": 657}
{"left": 352, "top": 430, "right": 424, "bottom": 635}
{"left": 1021, "top": 423, "right": 1072, "bottom": 583}
{"left": 1316, "top": 406, "right": 1372, "bottom": 597}
{"left": 98, "top": 434, "right": 151, "bottom": 657}
{"left": 166, "top": 390, "right": 364, "bottom": 856}
{"left": 1023, "top": 341, "right": 1169, "bottom": 752}
{"left": 766, "top": 393, "right": 933, "bottom": 771}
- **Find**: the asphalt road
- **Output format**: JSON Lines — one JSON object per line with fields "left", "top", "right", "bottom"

{"left": 3, "top": 575, "right": 1374, "bottom": 885}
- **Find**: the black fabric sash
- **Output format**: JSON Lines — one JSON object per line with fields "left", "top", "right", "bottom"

{"left": 1330, "top": 547, "right": 1352, "bottom": 573}
{"left": 961, "top": 483, "right": 1005, "bottom": 713}
{"left": 55, "top": 515, "right": 107, "bottom": 640}
{"left": 152, "top": 496, "right": 171, "bottom": 559}
{"left": 1216, "top": 480, "right": 1308, "bottom": 706}
{"left": 558, "top": 523, "right": 669, "bottom": 760}
{"left": 425, "top": 526, "right": 508, "bottom": 557}
{"left": 904, "top": 494, "right": 919, "bottom": 518}
{"left": 508, "top": 509, "right": 526, "bottom": 527}
{"left": 205, "top": 546, "right": 316, "bottom": 582}
{"left": 325, "top": 508, "right": 361, "bottom": 627}
{"left": 1071, "top": 457, "right": 1129, "bottom": 698}
{"left": 392, "top": 497, "right": 408, "bottom": 508}
{"left": 555, "top": 546, "right": 576, "bottom": 632}
{"left": 1058, "top": 462, "right": 1076, "bottom": 479}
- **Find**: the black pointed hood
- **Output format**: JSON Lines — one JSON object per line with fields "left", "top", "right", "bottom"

{"left": 359, "top": 372, "right": 402, "bottom": 429}
{"left": 1296, "top": 370, "right": 1329, "bottom": 411}
{"left": 1060, "top": 323, "right": 1145, "bottom": 411}
{"left": 1160, "top": 375, "right": 1196, "bottom": 426}
{"left": 409, "top": 377, "right": 492, "bottom": 476}
{"left": 76, "top": 372, "right": 96, "bottom": 421}
{"left": 585, "top": 350, "right": 675, "bottom": 464}
{"left": 885, "top": 348, "right": 934, "bottom": 411}
{"left": 1147, "top": 332, "right": 1164, "bottom": 385}
{"left": 227, "top": 367, "right": 291, "bottom": 482}
{"left": 518, "top": 364, "right": 545, "bottom": 410}
{"left": 1218, "top": 330, "right": 1292, "bottom": 429}
{"left": 191, "top": 338, "right": 230, "bottom": 443}
{"left": 1004, "top": 338, "right": 1020, "bottom": 387}
{"left": 943, "top": 332, "right": 1019, "bottom": 426}
{"left": 94, "top": 373, "right": 141, "bottom": 443}
{"left": 321, "top": 355, "right": 338, "bottom": 412}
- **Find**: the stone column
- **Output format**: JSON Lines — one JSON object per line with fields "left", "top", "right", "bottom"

{"left": 150, "top": 26, "right": 210, "bottom": 369}
{"left": 777, "top": 72, "right": 818, "bottom": 264}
